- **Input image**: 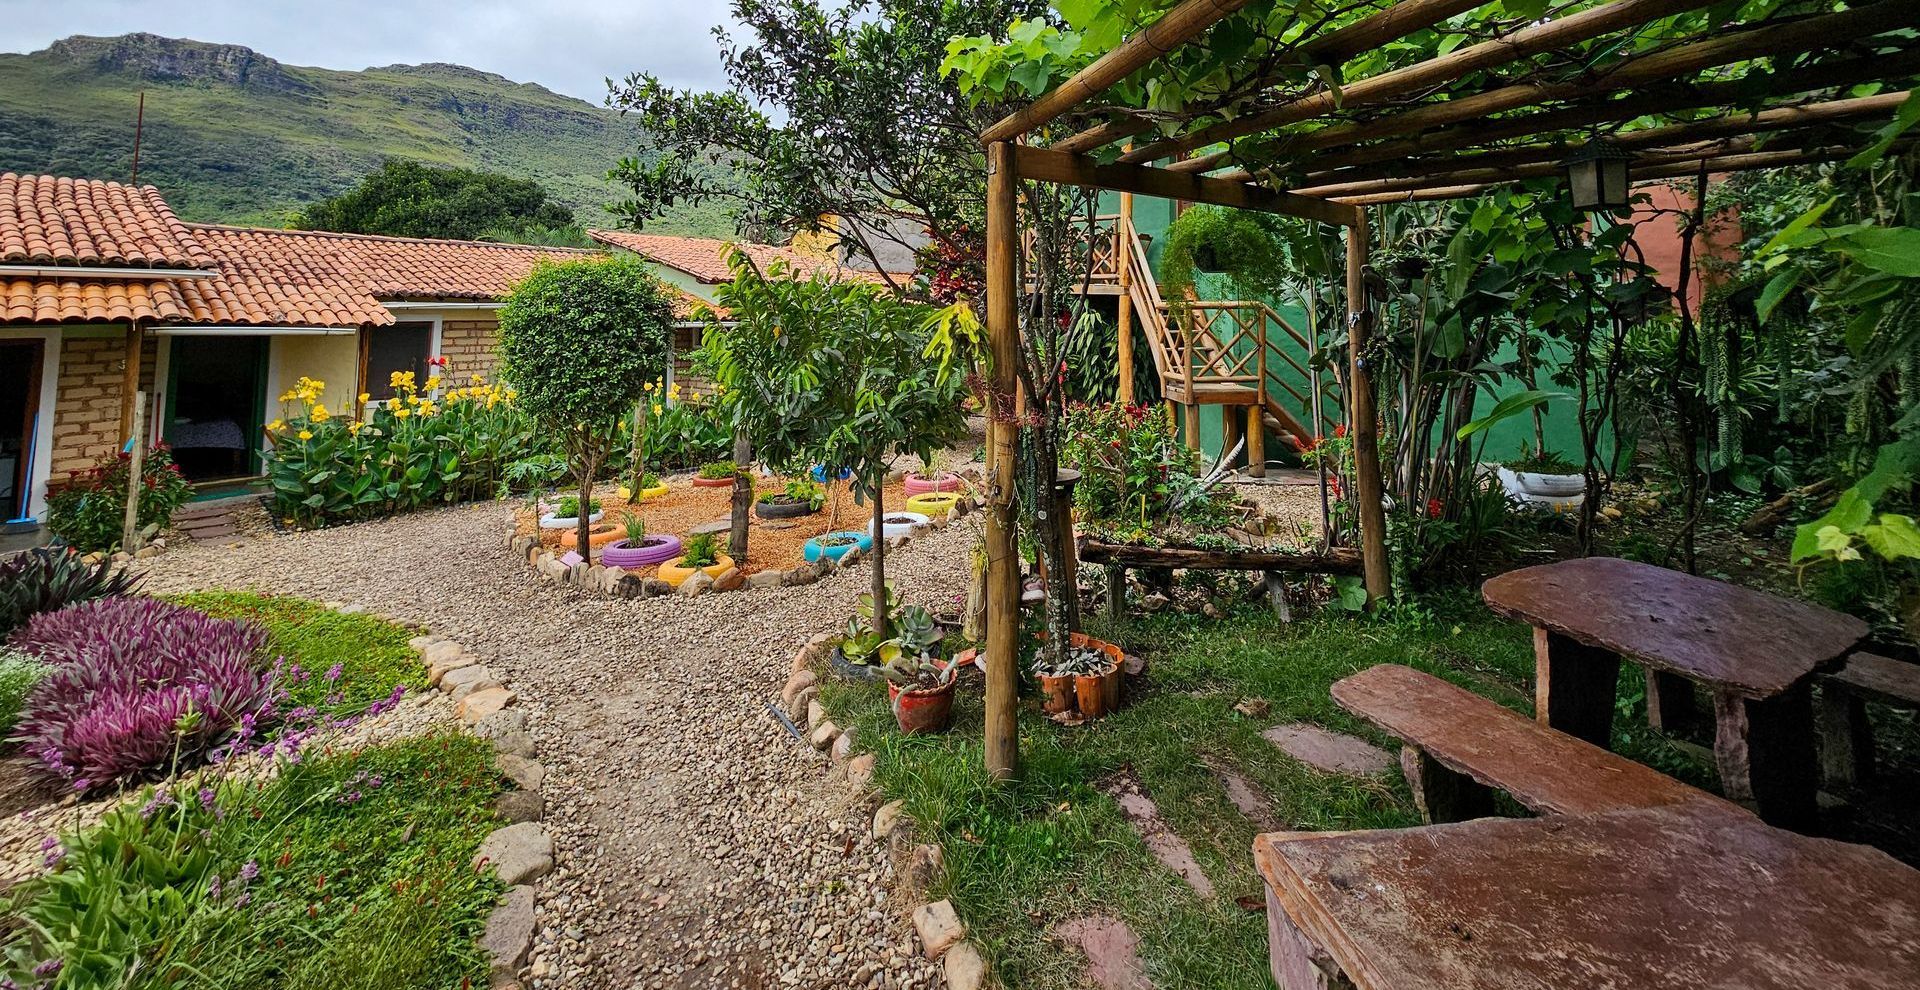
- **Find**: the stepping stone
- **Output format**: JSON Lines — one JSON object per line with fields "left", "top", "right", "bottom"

{"left": 1207, "top": 761, "right": 1282, "bottom": 833}
{"left": 1057, "top": 915, "right": 1153, "bottom": 990}
{"left": 1103, "top": 777, "right": 1214, "bottom": 898}
{"left": 944, "top": 942, "right": 988, "bottom": 990}
{"left": 689, "top": 519, "right": 733, "bottom": 536}
{"left": 1261, "top": 723, "right": 1392, "bottom": 776}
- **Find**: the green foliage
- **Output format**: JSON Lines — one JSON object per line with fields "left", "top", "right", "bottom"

{"left": 1, "top": 732, "right": 501, "bottom": 989}
{"left": 554, "top": 496, "right": 601, "bottom": 519}
{"left": 293, "top": 159, "right": 577, "bottom": 242}
{"left": 0, "top": 648, "right": 48, "bottom": 736}
{"left": 0, "top": 33, "right": 735, "bottom": 233}
{"left": 1059, "top": 401, "right": 1222, "bottom": 541}
{"left": 697, "top": 460, "right": 739, "bottom": 480}
{"left": 0, "top": 547, "right": 142, "bottom": 639}
{"left": 618, "top": 510, "right": 648, "bottom": 543}
{"left": 266, "top": 375, "right": 540, "bottom": 528}
{"left": 761, "top": 478, "right": 826, "bottom": 510}
{"left": 166, "top": 591, "right": 429, "bottom": 715}
{"left": 642, "top": 397, "right": 732, "bottom": 470}
{"left": 45, "top": 447, "right": 193, "bottom": 553}
{"left": 680, "top": 532, "right": 721, "bottom": 569}
{"left": 1158, "top": 206, "right": 1302, "bottom": 304}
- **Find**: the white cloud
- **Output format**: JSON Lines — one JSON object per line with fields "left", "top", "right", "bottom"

{"left": 0, "top": 0, "right": 740, "bottom": 103}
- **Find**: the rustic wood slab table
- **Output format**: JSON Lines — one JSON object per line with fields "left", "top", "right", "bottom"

{"left": 1482, "top": 557, "right": 1867, "bottom": 829}
{"left": 1253, "top": 803, "right": 1920, "bottom": 990}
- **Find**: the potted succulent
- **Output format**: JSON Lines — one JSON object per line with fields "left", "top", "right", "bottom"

{"left": 657, "top": 531, "right": 736, "bottom": 587}
{"left": 871, "top": 510, "right": 929, "bottom": 540}
{"left": 804, "top": 530, "right": 873, "bottom": 563}
{"left": 539, "top": 495, "right": 603, "bottom": 530}
{"left": 600, "top": 511, "right": 683, "bottom": 568}
{"left": 830, "top": 585, "right": 895, "bottom": 682}
{"left": 756, "top": 478, "right": 825, "bottom": 520}
{"left": 1031, "top": 632, "right": 1125, "bottom": 720}
{"left": 694, "top": 460, "right": 741, "bottom": 488}
{"left": 879, "top": 605, "right": 961, "bottom": 735}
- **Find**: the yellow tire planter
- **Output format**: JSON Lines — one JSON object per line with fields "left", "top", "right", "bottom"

{"left": 657, "top": 554, "right": 736, "bottom": 588}
{"left": 639, "top": 483, "right": 670, "bottom": 500}
{"left": 904, "top": 492, "right": 962, "bottom": 516}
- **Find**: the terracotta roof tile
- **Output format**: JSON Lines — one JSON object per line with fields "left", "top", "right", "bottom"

{"left": 1, "top": 277, "right": 183, "bottom": 324}
{"left": 0, "top": 173, "right": 214, "bottom": 269}
{"left": 587, "top": 229, "right": 888, "bottom": 285}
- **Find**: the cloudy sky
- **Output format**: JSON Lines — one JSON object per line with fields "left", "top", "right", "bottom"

{"left": 0, "top": 0, "right": 740, "bottom": 102}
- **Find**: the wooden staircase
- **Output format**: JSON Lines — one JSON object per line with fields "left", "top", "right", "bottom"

{"left": 1108, "top": 215, "right": 1340, "bottom": 465}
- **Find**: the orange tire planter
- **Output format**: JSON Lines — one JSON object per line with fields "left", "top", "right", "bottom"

{"left": 558, "top": 523, "right": 625, "bottom": 551}
{"left": 692, "top": 476, "right": 736, "bottom": 488}
{"left": 656, "top": 554, "right": 736, "bottom": 587}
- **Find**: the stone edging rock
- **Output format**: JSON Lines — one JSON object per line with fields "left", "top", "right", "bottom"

{"left": 777, "top": 634, "right": 991, "bottom": 990}
{"left": 507, "top": 495, "right": 980, "bottom": 600}
{"left": 405, "top": 632, "right": 549, "bottom": 990}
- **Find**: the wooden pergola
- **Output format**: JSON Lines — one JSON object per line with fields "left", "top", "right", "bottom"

{"left": 975, "top": 0, "right": 1919, "bottom": 776}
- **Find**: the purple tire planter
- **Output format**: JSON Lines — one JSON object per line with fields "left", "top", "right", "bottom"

{"left": 600, "top": 535, "right": 684, "bottom": 568}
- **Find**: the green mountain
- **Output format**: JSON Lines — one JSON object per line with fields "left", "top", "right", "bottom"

{"left": 0, "top": 33, "right": 733, "bottom": 235}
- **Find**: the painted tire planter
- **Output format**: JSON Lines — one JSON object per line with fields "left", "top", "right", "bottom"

{"left": 811, "top": 464, "right": 853, "bottom": 483}
{"left": 903, "top": 492, "right": 962, "bottom": 517}
{"left": 692, "top": 475, "right": 737, "bottom": 488}
{"left": 539, "top": 511, "right": 604, "bottom": 530}
{"left": 558, "top": 523, "right": 625, "bottom": 551}
{"left": 599, "top": 535, "right": 683, "bottom": 569}
{"left": 638, "top": 483, "right": 670, "bottom": 500}
{"left": 887, "top": 678, "right": 957, "bottom": 735}
{"left": 1515, "top": 471, "right": 1584, "bottom": 497}
{"left": 870, "top": 511, "right": 929, "bottom": 540}
{"left": 755, "top": 497, "right": 819, "bottom": 520}
{"left": 657, "top": 554, "right": 736, "bottom": 588}
{"left": 804, "top": 531, "right": 873, "bottom": 563}
{"left": 903, "top": 471, "right": 963, "bottom": 495}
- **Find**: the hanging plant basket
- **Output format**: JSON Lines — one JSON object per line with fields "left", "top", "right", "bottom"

{"left": 600, "top": 534, "right": 683, "bottom": 569}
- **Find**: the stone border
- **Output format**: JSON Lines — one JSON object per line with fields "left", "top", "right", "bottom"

{"left": 404, "top": 632, "right": 550, "bottom": 990}
{"left": 777, "top": 634, "right": 991, "bottom": 990}
{"left": 507, "top": 494, "right": 981, "bottom": 600}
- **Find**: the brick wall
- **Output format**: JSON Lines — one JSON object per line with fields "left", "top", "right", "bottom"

{"left": 48, "top": 333, "right": 128, "bottom": 479}
{"left": 439, "top": 317, "right": 501, "bottom": 384}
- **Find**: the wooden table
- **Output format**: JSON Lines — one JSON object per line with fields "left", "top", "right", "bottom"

{"left": 1254, "top": 803, "right": 1920, "bottom": 990}
{"left": 1482, "top": 557, "right": 1867, "bottom": 829}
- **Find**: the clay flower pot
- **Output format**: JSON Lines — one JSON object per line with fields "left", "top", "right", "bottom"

{"left": 888, "top": 678, "right": 957, "bottom": 735}
{"left": 1039, "top": 673, "right": 1076, "bottom": 714}
{"left": 903, "top": 471, "right": 963, "bottom": 495}
{"left": 1034, "top": 631, "right": 1126, "bottom": 721}
{"left": 657, "top": 554, "right": 736, "bottom": 587}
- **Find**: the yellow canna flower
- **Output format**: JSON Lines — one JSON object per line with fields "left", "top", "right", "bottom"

{"left": 652, "top": 403, "right": 663, "bottom": 415}
{"left": 358, "top": 393, "right": 371, "bottom": 404}
{"left": 426, "top": 375, "right": 442, "bottom": 391}
{"left": 394, "top": 407, "right": 412, "bottom": 419}
{"left": 297, "top": 430, "right": 313, "bottom": 441}
{"left": 267, "top": 419, "right": 284, "bottom": 432}
{"left": 386, "top": 398, "right": 400, "bottom": 411}
{"left": 311, "top": 404, "right": 330, "bottom": 422}
{"left": 347, "top": 420, "right": 364, "bottom": 435}
{"left": 279, "top": 390, "right": 296, "bottom": 402}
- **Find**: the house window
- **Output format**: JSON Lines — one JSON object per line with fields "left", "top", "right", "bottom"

{"left": 365, "top": 322, "right": 435, "bottom": 400}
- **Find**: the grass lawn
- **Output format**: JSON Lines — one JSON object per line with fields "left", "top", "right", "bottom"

{"left": 822, "top": 588, "right": 1716, "bottom": 989}
{"left": 3, "top": 595, "right": 501, "bottom": 990}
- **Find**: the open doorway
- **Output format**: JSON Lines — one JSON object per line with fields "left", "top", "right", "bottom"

{"left": 0, "top": 338, "right": 43, "bottom": 522}
{"left": 163, "top": 336, "right": 268, "bottom": 482}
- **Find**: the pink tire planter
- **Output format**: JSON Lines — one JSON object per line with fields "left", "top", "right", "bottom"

{"left": 599, "top": 535, "right": 683, "bottom": 568}
{"left": 904, "top": 471, "right": 963, "bottom": 495}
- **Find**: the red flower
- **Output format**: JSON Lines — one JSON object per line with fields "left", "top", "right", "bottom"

{"left": 1426, "top": 497, "right": 1444, "bottom": 519}
{"left": 1333, "top": 423, "right": 1348, "bottom": 439}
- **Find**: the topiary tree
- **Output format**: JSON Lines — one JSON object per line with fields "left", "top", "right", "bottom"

{"left": 702, "top": 251, "right": 976, "bottom": 635}
{"left": 498, "top": 257, "right": 676, "bottom": 564}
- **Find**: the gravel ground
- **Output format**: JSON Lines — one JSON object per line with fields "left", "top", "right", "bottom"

{"left": 139, "top": 501, "right": 980, "bottom": 990}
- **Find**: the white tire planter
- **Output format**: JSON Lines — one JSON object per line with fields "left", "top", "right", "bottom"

{"left": 871, "top": 511, "right": 929, "bottom": 540}
{"left": 539, "top": 511, "right": 605, "bottom": 530}
{"left": 1515, "top": 471, "right": 1584, "bottom": 497}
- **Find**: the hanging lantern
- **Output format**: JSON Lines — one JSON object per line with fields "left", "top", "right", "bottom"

{"left": 1563, "top": 140, "right": 1634, "bottom": 211}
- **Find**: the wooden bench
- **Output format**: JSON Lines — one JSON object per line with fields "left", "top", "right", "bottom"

{"left": 1331, "top": 664, "right": 1739, "bottom": 823}
{"left": 1817, "top": 651, "right": 1920, "bottom": 788}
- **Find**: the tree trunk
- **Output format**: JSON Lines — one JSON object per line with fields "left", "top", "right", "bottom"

{"left": 729, "top": 426, "right": 751, "bottom": 564}
{"left": 577, "top": 455, "right": 597, "bottom": 568}
{"left": 869, "top": 464, "right": 889, "bottom": 640}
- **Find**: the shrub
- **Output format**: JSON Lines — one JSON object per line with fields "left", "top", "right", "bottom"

{"left": 266, "top": 373, "right": 545, "bottom": 528}
{"left": 1060, "top": 401, "right": 1222, "bottom": 540}
{"left": 554, "top": 496, "right": 601, "bottom": 518}
{"left": 0, "top": 547, "right": 142, "bottom": 639}
{"left": 680, "top": 532, "right": 721, "bottom": 568}
{"left": 44, "top": 445, "right": 192, "bottom": 551}
{"left": 0, "top": 648, "right": 46, "bottom": 736}
{"left": 641, "top": 393, "right": 731, "bottom": 469}
{"left": 697, "top": 459, "right": 739, "bottom": 479}
{"left": 11, "top": 598, "right": 277, "bottom": 789}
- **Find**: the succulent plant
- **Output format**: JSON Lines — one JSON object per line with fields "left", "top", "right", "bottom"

{"left": 0, "top": 548, "right": 142, "bottom": 639}
{"left": 893, "top": 605, "right": 943, "bottom": 659}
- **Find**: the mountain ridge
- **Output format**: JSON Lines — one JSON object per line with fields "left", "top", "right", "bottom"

{"left": 0, "top": 33, "right": 731, "bottom": 236}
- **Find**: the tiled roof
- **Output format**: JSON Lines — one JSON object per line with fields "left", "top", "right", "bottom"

{"left": 587, "top": 229, "right": 889, "bottom": 285}
{"left": 0, "top": 172, "right": 214, "bottom": 269}
{"left": 1, "top": 277, "right": 183, "bottom": 324}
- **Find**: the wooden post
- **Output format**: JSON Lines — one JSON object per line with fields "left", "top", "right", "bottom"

{"left": 1345, "top": 217, "right": 1390, "bottom": 602}
{"left": 1399, "top": 746, "right": 1496, "bottom": 823}
{"left": 1116, "top": 174, "right": 1136, "bottom": 405}
{"left": 1646, "top": 669, "right": 1700, "bottom": 735}
{"left": 1106, "top": 564, "right": 1127, "bottom": 624}
{"left": 1714, "top": 683, "right": 1819, "bottom": 831}
{"left": 121, "top": 390, "right": 146, "bottom": 553}
{"left": 118, "top": 324, "right": 143, "bottom": 439}
{"left": 1247, "top": 405, "right": 1266, "bottom": 479}
{"left": 984, "top": 141, "right": 1022, "bottom": 781}
{"left": 1222, "top": 406, "right": 1243, "bottom": 468}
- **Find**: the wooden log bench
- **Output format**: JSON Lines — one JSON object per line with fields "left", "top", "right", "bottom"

{"left": 1331, "top": 664, "right": 1740, "bottom": 822}
{"left": 1816, "top": 651, "right": 1920, "bottom": 789}
{"left": 1079, "top": 539, "right": 1362, "bottom": 623}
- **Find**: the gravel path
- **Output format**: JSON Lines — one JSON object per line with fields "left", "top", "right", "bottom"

{"left": 140, "top": 501, "right": 980, "bottom": 990}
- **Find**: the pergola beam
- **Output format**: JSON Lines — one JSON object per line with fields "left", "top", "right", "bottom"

{"left": 1127, "top": 0, "right": 1722, "bottom": 165}
{"left": 981, "top": 0, "right": 1250, "bottom": 146}
{"left": 1053, "top": 0, "right": 1495, "bottom": 155}
{"left": 1177, "top": 1, "right": 1920, "bottom": 175}
{"left": 1012, "top": 145, "right": 1362, "bottom": 227}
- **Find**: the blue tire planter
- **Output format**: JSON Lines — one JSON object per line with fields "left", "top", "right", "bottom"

{"left": 600, "top": 535, "right": 684, "bottom": 568}
{"left": 804, "top": 531, "right": 872, "bottom": 562}
{"left": 811, "top": 464, "right": 854, "bottom": 483}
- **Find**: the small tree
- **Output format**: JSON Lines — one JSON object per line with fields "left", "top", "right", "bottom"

{"left": 498, "top": 257, "right": 676, "bottom": 564}
{"left": 702, "top": 251, "right": 976, "bottom": 634}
